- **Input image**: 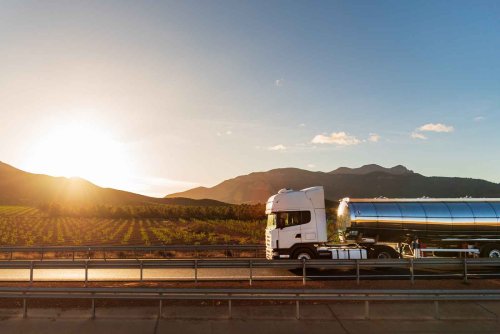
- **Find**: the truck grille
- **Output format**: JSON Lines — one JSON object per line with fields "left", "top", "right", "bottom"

{"left": 265, "top": 229, "right": 273, "bottom": 260}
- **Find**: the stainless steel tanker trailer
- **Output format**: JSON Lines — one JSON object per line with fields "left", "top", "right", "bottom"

{"left": 338, "top": 197, "right": 500, "bottom": 258}
{"left": 265, "top": 187, "right": 500, "bottom": 260}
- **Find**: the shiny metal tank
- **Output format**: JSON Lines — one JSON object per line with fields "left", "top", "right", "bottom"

{"left": 337, "top": 198, "right": 500, "bottom": 240}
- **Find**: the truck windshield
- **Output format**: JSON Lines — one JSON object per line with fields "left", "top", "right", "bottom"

{"left": 267, "top": 214, "right": 276, "bottom": 228}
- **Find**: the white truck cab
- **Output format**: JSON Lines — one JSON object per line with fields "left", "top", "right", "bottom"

{"left": 265, "top": 186, "right": 366, "bottom": 260}
{"left": 265, "top": 187, "right": 327, "bottom": 259}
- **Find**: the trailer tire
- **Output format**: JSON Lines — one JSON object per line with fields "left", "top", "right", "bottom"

{"left": 369, "top": 246, "right": 400, "bottom": 259}
{"left": 292, "top": 248, "right": 315, "bottom": 260}
{"left": 481, "top": 244, "right": 500, "bottom": 258}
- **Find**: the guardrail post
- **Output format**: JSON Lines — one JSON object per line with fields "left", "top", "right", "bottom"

{"left": 194, "top": 259, "right": 198, "bottom": 284}
{"left": 23, "top": 295, "right": 27, "bottom": 318}
{"left": 364, "top": 300, "right": 370, "bottom": 319}
{"left": 85, "top": 260, "right": 88, "bottom": 287}
{"left": 228, "top": 294, "right": 232, "bottom": 319}
{"left": 302, "top": 259, "right": 306, "bottom": 286}
{"left": 158, "top": 294, "right": 163, "bottom": 319}
{"left": 356, "top": 259, "right": 360, "bottom": 285}
{"left": 463, "top": 258, "right": 468, "bottom": 283}
{"left": 91, "top": 296, "right": 95, "bottom": 319}
{"left": 410, "top": 258, "right": 414, "bottom": 284}
{"left": 296, "top": 295, "right": 300, "bottom": 319}
{"left": 249, "top": 260, "right": 253, "bottom": 286}
{"left": 434, "top": 300, "right": 439, "bottom": 319}
{"left": 29, "top": 261, "right": 34, "bottom": 285}
{"left": 140, "top": 260, "right": 143, "bottom": 282}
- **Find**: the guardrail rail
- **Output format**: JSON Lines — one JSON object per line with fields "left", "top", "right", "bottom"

{"left": 2, "top": 286, "right": 500, "bottom": 320}
{"left": 0, "top": 258, "right": 499, "bottom": 285}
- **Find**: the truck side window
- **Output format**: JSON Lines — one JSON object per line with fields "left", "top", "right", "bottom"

{"left": 301, "top": 211, "right": 311, "bottom": 224}
{"left": 276, "top": 211, "right": 311, "bottom": 227}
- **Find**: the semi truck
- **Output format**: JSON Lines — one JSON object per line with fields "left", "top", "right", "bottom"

{"left": 265, "top": 186, "right": 500, "bottom": 260}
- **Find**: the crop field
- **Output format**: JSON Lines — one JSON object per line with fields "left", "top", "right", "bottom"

{"left": 0, "top": 206, "right": 265, "bottom": 247}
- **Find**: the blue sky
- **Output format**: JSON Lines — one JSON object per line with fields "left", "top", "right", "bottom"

{"left": 0, "top": 1, "right": 499, "bottom": 196}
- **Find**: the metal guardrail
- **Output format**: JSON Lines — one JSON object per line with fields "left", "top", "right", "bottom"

{"left": 2, "top": 286, "right": 500, "bottom": 320}
{"left": 1, "top": 258, "right": 499, "bottom": 285}
{"left": 0, "top": 245, "right": 265, "bottom": 260}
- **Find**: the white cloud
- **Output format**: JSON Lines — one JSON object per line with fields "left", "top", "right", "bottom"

{"left": 226, "top": 130, "right": 232, "bottom": 135}
{"left": 411, "top": 122, "right": 453, "bottom": 140}
{"left": 311, "top": 132, "right": 361, "bottom": 146}
{"left": 368, "top": 133, "right": 380, "bottom": 142}
{"left": 474, "top": 116, "right": 485, "bottom": 122}
{"left": 275, "top": 79, "right": 284, "bottom": 87}
{"left": 299, "top": 123, "right": 306, "bottom": 127}
{"left": 268, "top": 144, "right": 286, "bottom": 151}
{"left": 418, "top": 123, "right": 454, "bottom": 133}
{"left": 411, "top": 132, "right": 427, "bottom": 140}
{"left": 307, "top": 164, "right": 315, "bottom": 168}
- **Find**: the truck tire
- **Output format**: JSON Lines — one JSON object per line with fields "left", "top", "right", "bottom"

{"left": 369, "top": 245, "right": 400, "bottom": 259}
{"left": 292, "top": 248, "right": 315, "bottom": 260}
{"left": 481, "top": 244, "right": 500, "bottom": 258}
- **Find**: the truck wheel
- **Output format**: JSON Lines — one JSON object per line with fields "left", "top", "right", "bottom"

{"left": 370, "top": 246, "right": 399, "bottom": 259}
{"left": 481, "top": 244, "right": 500, "bottom": 258}
{"left": 293, "top": 249, "right": 315, "bottom": 260}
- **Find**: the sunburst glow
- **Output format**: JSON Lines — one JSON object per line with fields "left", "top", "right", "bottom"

{"left": 25, "top": 121, "right": 133, "bottom": 189}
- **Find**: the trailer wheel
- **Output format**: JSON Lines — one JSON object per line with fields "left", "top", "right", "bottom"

{"left": 481, "top": 244, "right": 500, "bottom": 258}
{"left": 369, "top": 246, "right": 399, "bottom": 259}
{"left": 293, "top": 249, "right": 315, "bottom": 260}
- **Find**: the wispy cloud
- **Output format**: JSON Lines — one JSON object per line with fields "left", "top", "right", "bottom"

{"left": 311, "top": 132, "right": 361, "bottom": 146}
{"left": 131, "top": 176, "right": 200, "bottom": 197}
{"left": 418, "top": 123, "right": 454, "bottom": 133}
{"left": 268, "top": 144, "right": 286, "bottom": 151}
{"left": 307, "top": 163, "right": 315, "bottom": 168}
{"left": 474, "top": 116, "right": 485, "bottom": 122}
{"left": 368, "top": 133, "right": 380, "bottom": 142}
{"left": 411, "top": 132, "right": 427, "bottom": 140}
{"left": 411, "top": 122, "right": 453, "bottom": 140}
{"left": 275, "top": 79, "right": 284, "bottom": 87}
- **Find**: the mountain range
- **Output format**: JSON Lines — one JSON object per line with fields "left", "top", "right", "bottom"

{"left": 2, "top": 161, "right": 500, "bottom": 206}
{"left": 167, "top": 164, "right": 500, "bottom": 204}
{"left": 0, "top": 161, "right": 225, "bottom": 206}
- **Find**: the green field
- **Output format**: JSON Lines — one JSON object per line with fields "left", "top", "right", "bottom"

{"left": 0, "top": 206, "right": 265, "bottom": 247}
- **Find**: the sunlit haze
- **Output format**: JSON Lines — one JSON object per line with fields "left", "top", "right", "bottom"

{"left": 1, "top": 1, "right": 499, "bottom": 197}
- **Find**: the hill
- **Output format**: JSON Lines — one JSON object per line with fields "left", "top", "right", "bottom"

{"left": 0, "top": 161, "right": 226, "bottom": 206}
{"left": 166, "top": 165, "right": 500, "bottom": 204}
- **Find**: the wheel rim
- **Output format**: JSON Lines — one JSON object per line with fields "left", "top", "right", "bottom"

{"left": 297, "top": 253, "right": 311, "bottom": 260}
{"left": 488, "top": 249, "right": 500, "bottom": 258}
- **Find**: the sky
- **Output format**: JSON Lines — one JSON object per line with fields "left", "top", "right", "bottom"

{"left": 0, "top": 0, "right": 499, "bottom": 197}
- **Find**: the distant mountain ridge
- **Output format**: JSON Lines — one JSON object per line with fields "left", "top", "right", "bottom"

{"left": 330, "top": 164, "right": 413, "bottom": 175}
{"left": 0, "top": 161, "right": 226, "bottom": 206}
{"left": 166, "top": 164, "right": 500, "bottom": 204}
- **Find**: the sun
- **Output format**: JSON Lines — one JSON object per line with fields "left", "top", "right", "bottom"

{"left": 25, "top": 121, "right": 133, "bottom": 189}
